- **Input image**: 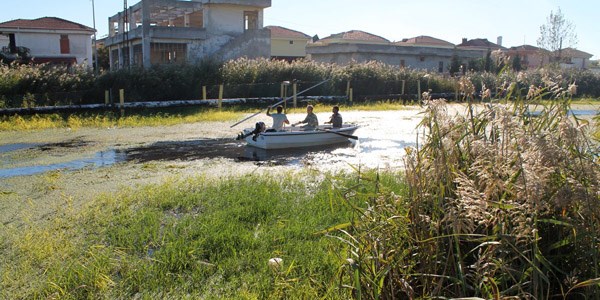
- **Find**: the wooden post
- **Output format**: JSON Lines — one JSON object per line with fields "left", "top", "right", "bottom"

{"left": 401, "top": 80, "right": 406, "bottom": 105}
{"left": 349, "top": 88, "right": 353, "bottom": 106}
{"left": 280, "top": 83, "right": 284, "bottom": 99}
{"left": 283, "top": 84, "right": 288, "bottom": 110}
{"left": 401, "top": 80, "right": 406, "bottom": 95}
{"left": 346, "top": 80, "right": 351, "bottom": 96}
{"left": 417, "top": 80, "right": 421, "bottom": 102}
{"left": 104, "top": 90, "right": 109, "bottom": 106}
{"left": 293, "top": 83, "right": 297, "bottom": 108}
{"left": 218, "top": 84, "right": 223, "bottom": 109}
{"left": 455, "top": 81, "right": 459, "bottom": 102}
{"left": 202, "top": 86, "right": 207, "bottom": 100}
{"left": 119, "top": 89, "right": 125, "bottom": 117}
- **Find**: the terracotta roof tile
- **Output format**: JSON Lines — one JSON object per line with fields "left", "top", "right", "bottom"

{"left": 556, "top": 47, "right": 593, "bottom": 58}
{"left": 397, "top": 35, "right": 454, "bottom": 47}
{"left": 509, "top": 44, "right": 542, "bottom": 51}
{"left": 322, "top": 30, "right": 390, "bottom": 43}
{"left": 0, "top": 17, "right": 95, "bottom": 32}
{"left": 266, "top": 26, "right": 311, "bottom": 39}
{"left": 457, "top": 38, "right": 505, "bottom": 50}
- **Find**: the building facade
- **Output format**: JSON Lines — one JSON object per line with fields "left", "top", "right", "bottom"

{"left": 0, "top": 17, "right": 95, "bottom": 66}
{"left": 104, "top": 0, "right": 271, "bottom": 70}
{"left": 505, "top": 45, "right": 550, "bottom": 70}
{"left": 266, "top": 25, "right": 311, "bottom": 61}
{"left": 306, "top": 31, "right": 484, "bottom": 73}
{"left": 555, "top": 48, "right": 593, "bottom": 70}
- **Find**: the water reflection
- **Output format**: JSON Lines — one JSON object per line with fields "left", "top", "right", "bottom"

{"left": 0, "top": 143, "right": 39, "bottom": 154}
{"left": 0, "top": 150, "right": 126, "bottom": 178}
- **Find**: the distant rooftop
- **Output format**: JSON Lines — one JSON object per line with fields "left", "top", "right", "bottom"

{"left": 266, "top": 26, "right": 311, "bottom": 39}
{"left": 458, "top": 38, "right": 505, "bottom": 50}
{"left": 556, "top": 47, "right": 593, "bottom": 58}
{"left": 318, "top": 30, "right": 390, "bottom": 44}
{"left": 396, "top": 35, "right": 454, "bottom": 47}
{"left": 0, "top": 17, "right": 95, "bottom": 32}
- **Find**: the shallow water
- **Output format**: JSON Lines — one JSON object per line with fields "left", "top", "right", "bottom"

{"left": 0, "top": 110, "right": 422, "bottom": 177}
{"left": 0, "top": 150, "right": 126, "bottom": 178}
{"left": 0, "top": 107, "right": 596, "bottom": 178}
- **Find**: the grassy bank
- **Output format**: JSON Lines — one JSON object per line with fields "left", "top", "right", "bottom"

{"left": 0, "top": 101, "right": 415, "bottom": 131}
{"left": 0, "top": 170, "right": 404, "bottom": 299}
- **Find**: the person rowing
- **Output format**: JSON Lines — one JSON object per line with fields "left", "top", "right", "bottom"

{"left": 324, "top": 105, "right": 342, "bottom": 128}
{"left": 266, "top": 105, "right": 289, "bottom": 131}
{"left": 292, "top": 105, "right": 318, "bottom": 130}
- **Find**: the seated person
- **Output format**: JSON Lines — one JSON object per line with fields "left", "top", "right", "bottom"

{"left": 266, "top": 105, "right": 290, "bottom": 131}
{"left": 324, "top": 106, "right": 343, "bottom": 128}
{"left": 292, "top": 105, "right": 318, "bottom": 130}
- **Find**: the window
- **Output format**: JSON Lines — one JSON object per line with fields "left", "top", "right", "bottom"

{"left": 244, "top": 11, "right": 258, "bottom": 30}
{"left": 438, "top": 61, "right": 444, "bottom": 73}
{"left": 289, "top": 40, "right": 294, "bottom": 45}
{"left": 400, "top": 59, "right": 405, "bottom": 67}
{"left": 60, "top": 35, "right": 70, "bottom": 54}
{"left": 419, "top": 56, "right": 425, "bottom": 62}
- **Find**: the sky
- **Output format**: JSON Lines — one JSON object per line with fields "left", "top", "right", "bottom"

{"left": 1, "top": 0, "right": 598, "bottom": 59}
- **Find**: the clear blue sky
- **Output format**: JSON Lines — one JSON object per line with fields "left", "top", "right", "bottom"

{"left": 1, "top": 0, "right": 597, "bottom": 59}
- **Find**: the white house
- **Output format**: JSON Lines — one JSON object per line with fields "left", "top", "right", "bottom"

{"left": 104, "top": 0, "right": 271, "bottom": 70}
{"left": 0, "top": 17, "right": 95, "bottom": 66}
{"left": 555, "top": 48, "right": 593, "bottom": 70}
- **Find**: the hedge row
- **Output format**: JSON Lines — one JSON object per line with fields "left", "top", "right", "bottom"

{"left": 1, "top": 58, "right": 599, "bottom": 108}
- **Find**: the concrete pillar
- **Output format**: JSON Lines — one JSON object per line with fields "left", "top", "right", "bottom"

{"left": 108, "top": 47, "right": 114, "bottom": 71}
{"left": 129, "top": 10, "right": 136, "bottom": 32}
{"left": 129, "top": 44, "right": 134, "bottom": 67}
{"left": 118, "top": 46, "right": 123, "bottom": 69}
{"left": 118, "top": 12, "right": 125, "bottom": 35}
{"left": 184, "top": 14, "right": 190, "bottom": 27}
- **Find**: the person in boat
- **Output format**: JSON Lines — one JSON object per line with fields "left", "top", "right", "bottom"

{"left": 292, "top": 105, "right": 318, "bottom": 130}
{"left": 324, "top": 106, "right": 342, "bottom": 128}
{"left": 266, "top": 105, "right": 289, "bottom": 131}
{"left": 236, "top": 121, "right": 266, "bottom": 141}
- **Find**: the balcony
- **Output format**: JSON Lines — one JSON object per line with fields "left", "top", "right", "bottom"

{"left": 105, "top": 26, "right": 207, "bottom": 47}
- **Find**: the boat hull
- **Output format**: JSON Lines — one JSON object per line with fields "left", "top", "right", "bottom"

{"left": 242, "top": 124, "right": 358, "bottom": 150}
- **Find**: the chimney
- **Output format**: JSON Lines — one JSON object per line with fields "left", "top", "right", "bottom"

{"left": 497, "top": 36, "right": 503, "bottom": 46}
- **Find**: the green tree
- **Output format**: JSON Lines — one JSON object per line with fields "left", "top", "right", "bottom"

{"left": 449, "top": 54, "right": 462, "bottom": 75}
{"left": 484, "top": 50, "right": 493, "bottom": 72}
{"left": 95, "top": 46, "right": 110, "bottom": 72}
{"left": 512, "top": 54, "right": 523, "bottom": 71}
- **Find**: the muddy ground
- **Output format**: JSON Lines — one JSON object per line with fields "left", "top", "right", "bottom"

{"left": 1, "top": 104, "right": 598, "bottom": 228}
{"left": 0, "top": 116, "right": 289, "bottom": 227}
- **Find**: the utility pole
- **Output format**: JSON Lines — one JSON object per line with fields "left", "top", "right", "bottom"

{"left": 92, "top": 0, "right": 98, "bottom": 74}
{"left": 123, "top": 0, "right": 129, "bottom": 69}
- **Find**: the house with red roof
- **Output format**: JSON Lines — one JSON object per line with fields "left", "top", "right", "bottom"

{"left": 0, "top": 17, "right": 95, "bottom": 66}
{"left": 505, "top": 45, "right": 550, "bottom": 70}
{"left": 266, "top": 25, "right": 311, "bottom": 61}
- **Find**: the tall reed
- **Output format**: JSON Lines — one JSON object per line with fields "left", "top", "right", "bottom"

{"left": 337, "top": 73, "right": 600, "bottom": 298}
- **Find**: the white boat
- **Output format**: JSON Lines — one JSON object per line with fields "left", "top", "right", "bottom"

{"left": 240, "top": 124, "right": 359, "bottom": 150}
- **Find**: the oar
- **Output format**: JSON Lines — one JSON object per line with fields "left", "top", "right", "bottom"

{"left": 319, "top": 128, "right": 358, "bottom": 140}
{"left": 230, "top": 79, "right": 331, "bottom": 128}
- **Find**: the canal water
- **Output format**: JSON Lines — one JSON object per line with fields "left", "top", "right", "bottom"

{"left": 0, "top": 108, "right": 597, "bottom": 178}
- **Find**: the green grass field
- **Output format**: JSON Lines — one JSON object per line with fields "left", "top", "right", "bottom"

{"left": 0, "top": 170, "right": 404, "bottom": 299}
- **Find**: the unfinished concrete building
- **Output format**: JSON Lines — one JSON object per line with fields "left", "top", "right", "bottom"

{"left": 104, "top": 0, "right": 271, "bottom": 70}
